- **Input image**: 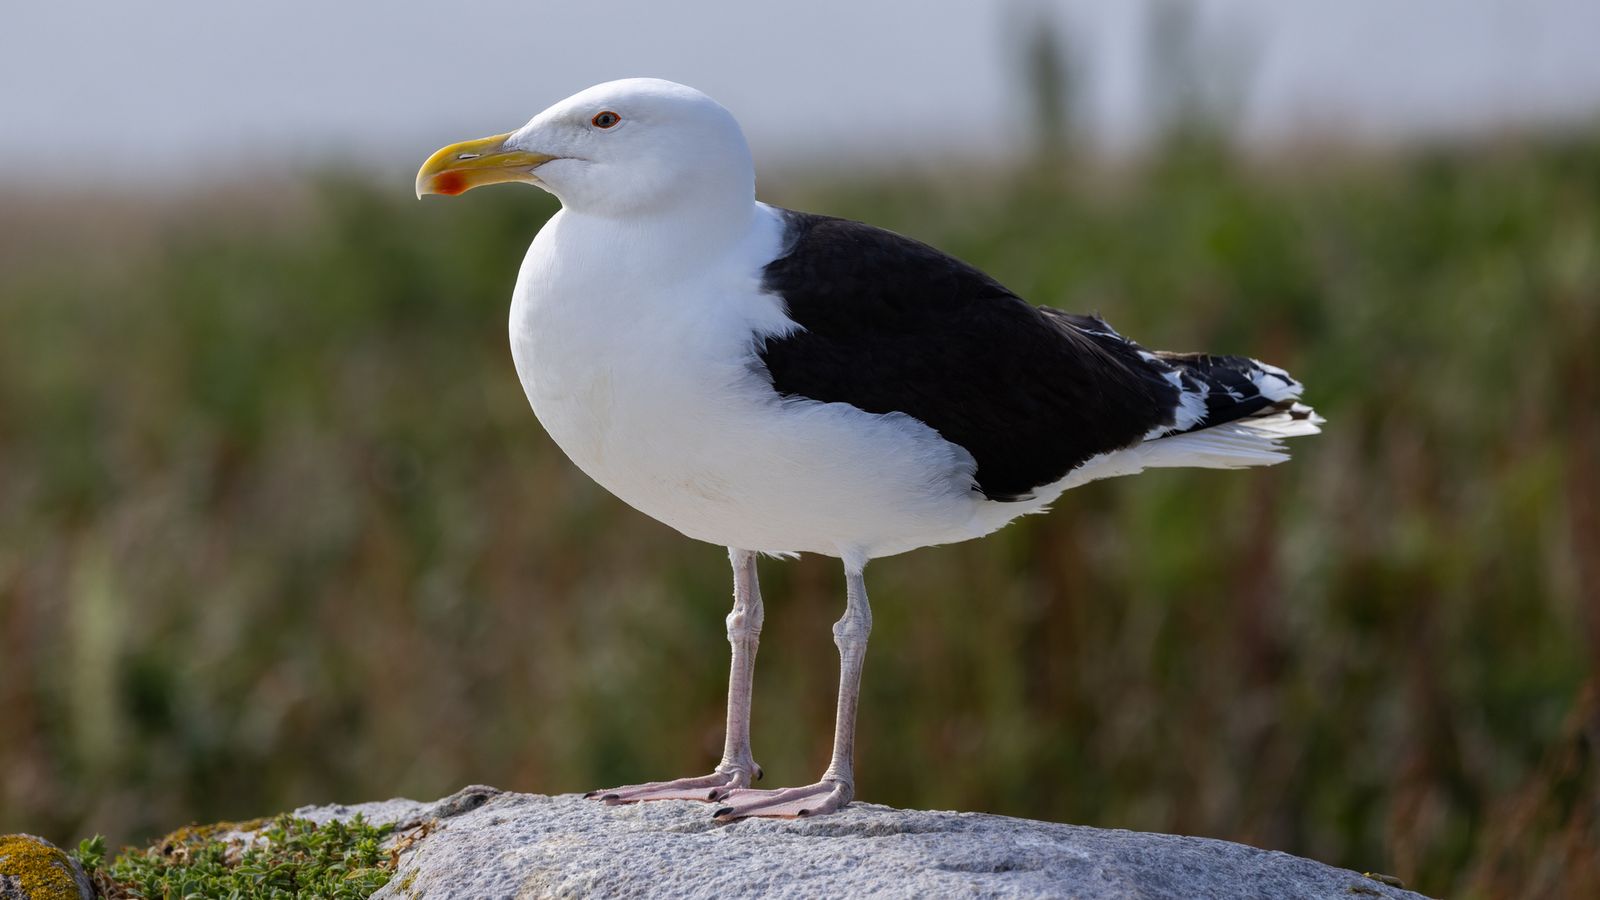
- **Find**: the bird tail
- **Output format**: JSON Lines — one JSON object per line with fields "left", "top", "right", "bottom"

{"left": 1061, "top": 352, "right": 1322, "bottom": 489}
{"left": 1138, "top": 351, "right": 1321, "bottom": 469}
{"left": 1134, "top": 406, "right": 1321, "bottom": 470}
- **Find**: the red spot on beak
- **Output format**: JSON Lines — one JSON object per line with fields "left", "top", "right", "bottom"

{"left": 434, "top": 171, "right": 467, "bottom": 196}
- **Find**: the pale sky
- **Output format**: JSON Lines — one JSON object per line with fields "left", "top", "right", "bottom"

{"left": 2, "top": 0, "right": 1598, "bottom": 182}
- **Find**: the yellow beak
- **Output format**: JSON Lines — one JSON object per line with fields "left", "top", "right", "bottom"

{"left": 415, "top": 132, "right": 557, "bottom": 198}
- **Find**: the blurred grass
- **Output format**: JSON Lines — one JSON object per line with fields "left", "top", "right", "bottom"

{"left": 0, "top": 129, "right": 1597, "bottom": 898}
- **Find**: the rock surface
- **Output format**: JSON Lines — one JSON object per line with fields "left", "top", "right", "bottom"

{"left": 294, "top": 786, "right": 1430, "bottom": 900}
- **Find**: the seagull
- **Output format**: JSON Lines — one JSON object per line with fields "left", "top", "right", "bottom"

{"left": 416, "top": 78, "right": 1321, "bottom": 820}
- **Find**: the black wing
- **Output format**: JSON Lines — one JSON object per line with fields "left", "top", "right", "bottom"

{"left": 757, "top": 211, "right": 1182, "bottom": 501}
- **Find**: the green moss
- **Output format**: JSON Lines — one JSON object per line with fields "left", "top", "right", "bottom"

{"left": 76, "top": 814, "right": 394, "bottom": 900}
{"left": 0, "top": 833, "right": 86, "bottom": 900}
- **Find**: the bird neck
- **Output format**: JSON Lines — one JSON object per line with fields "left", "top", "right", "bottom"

{"left": 557, "top": 196, "right": 762, "bottom": 280}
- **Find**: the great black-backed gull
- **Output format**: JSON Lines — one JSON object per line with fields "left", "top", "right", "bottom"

{"left": 416, "top": 78, "right": 1321, "bottom": 820}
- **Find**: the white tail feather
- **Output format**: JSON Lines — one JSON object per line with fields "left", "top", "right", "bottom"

{"left": 1058, "top": 409, "right": 1322, "bottom": 490}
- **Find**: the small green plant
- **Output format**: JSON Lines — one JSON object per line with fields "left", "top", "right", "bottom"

{"left": 70, "top": 834, "right": 105, "bottom": 871}
{"left": 73, "top": 815, "right": 394, "bottom": 899}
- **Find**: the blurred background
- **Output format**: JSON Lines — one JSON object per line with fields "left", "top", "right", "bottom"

{"left": 2, "top": 1, "right": 1598, "bottom": 897}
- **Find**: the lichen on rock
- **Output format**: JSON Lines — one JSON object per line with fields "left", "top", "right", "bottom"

{"left": 143, "top": 816, "right": 271, "bottom": 867}
{"left": 0, "top": 834, "right": 93, "bottom": 900}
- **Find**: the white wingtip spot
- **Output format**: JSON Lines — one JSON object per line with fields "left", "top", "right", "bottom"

{"left": 1253, "top": 362, "right": 1304, "bottom": 403}
{"left": 1144, "top": 369, "right": 1209, "bottom": 440}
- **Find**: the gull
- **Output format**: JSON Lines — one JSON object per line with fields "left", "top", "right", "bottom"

{"left": 416, "top": 78, "right": 1320, "bottom": 820}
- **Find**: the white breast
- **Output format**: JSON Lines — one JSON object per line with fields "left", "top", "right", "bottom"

{"left": 506, "top": 205, "right": 1015, "bottom": 560}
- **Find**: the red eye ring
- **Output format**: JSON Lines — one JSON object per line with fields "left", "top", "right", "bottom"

{"left": 591, "top": 111, "right": 621, "bottom": 129}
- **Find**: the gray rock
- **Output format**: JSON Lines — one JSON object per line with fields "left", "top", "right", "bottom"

{"left": 293, "top": 786, "right": 1431, "bottom": 899}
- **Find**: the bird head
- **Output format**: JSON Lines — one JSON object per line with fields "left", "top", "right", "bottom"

{"left": 416, "top": 78, "right": 754, "bottom": 218}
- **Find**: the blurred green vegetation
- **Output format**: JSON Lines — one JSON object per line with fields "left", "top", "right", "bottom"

{"left": 1, "top": 125, "right": 1598, "bottom": 899}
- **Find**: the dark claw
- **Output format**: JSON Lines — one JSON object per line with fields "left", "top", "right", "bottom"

{"left": 755, "top": 766, "right": 764, "bottom": 781}
{"left": 583, "top": 791, "right": 600, "bottom": 799}
{"left": 713, "top": 807, "right": 734, "bottom": 819}
{"left": 600, "top": 793, "right": 619, "bottom": 802}
{"left": 706, "top": 789, "right": 722, "bottom": 801}
{"left": 797, "top": 809, "right": 810, "bottom": 817}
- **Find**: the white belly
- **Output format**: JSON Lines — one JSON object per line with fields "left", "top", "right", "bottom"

{"left": 506, "top": 218, "right": 1007, "bottom": 559}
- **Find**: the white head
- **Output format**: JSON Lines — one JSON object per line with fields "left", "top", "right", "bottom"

{"left": 416, "top": 78, "right": 754, "bottom": 219}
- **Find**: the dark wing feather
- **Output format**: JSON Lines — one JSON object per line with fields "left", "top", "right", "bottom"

{"left": 757, "top": 211, "right": 1181, "bottom": 500}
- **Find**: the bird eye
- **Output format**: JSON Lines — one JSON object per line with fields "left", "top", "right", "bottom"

{"left": 591, "top": 111, "right": 621, "bottom": 129}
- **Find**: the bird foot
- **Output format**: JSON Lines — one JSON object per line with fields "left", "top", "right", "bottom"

{"left": 585, "top": 763, "right": 762, "bottom": 805}
{"left": 711, "top": 777, "right": 852, "bottom": 820}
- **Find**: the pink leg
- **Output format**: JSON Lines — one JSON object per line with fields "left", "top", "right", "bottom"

{"left": 586, "top": 548, "right": 765, "bottom": 804}
{"left": 713, "top": 558, "right": 870, "bottom": 820}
